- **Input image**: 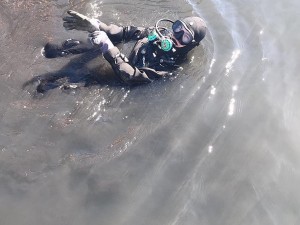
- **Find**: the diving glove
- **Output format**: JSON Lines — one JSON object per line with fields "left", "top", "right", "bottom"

{"left": 43, "top": 39, "right": 81, "bottom": 58}
{"left": 63, "top": 10, "right": 101, "bottom": 33}
{"left": 88, "top": 31, "right": 114, "bottom": 54}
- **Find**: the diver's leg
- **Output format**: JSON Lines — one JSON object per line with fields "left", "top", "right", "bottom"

{"left": 43, "top": 39, "right": 94, "bottom": 58}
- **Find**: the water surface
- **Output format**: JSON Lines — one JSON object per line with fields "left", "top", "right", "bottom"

{"left": 0, "top": 0, "right": 300, "bottom": 224}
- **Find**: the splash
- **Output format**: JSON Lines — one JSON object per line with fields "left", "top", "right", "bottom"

{"left": 209, "top": 58, "right": 216, "bottom": 74}
{"left": 225, "top": 49, "right": 241, "bottom": 76}
{"left": 208, "top": 145, "right": 213, "bottom": 153}
{"left": 228, "top": 98, "right": 236, "bottom": 116}
{"left": 210, "top": 85, "right": 216, "bottom": 96}
{"left": 88, "top": 1, "right": 103, "bottom": 18}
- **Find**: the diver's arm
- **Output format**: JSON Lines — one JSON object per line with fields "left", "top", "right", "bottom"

{"left": 90, "top": 31, "right": 166, "bottom": 85}
{"left": 98, "top": 22, "right": 150, "bottom": 43}
{"left": 97, "top": 22, "right": 123, "bottom": 43}
{"left": 63, "top": 10, "right": 149, "bottom": 43}
{"left": 104, "top": 47, "right": 167, "bottom": 85}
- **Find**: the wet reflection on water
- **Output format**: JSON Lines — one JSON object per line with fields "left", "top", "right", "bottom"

{"left": 0, "top": 0, "right": 300, "bottom": 224}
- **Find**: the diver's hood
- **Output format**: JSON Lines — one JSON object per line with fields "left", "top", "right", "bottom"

{"left": 182, "top": 17, "right": 207, "bottom": 44}
{"left": 173, "top": 17, "right": 207, "bottom": 56}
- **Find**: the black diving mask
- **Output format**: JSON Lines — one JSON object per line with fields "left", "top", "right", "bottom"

{"left": 172, "top": 20, "right": 195, "bottom": 45}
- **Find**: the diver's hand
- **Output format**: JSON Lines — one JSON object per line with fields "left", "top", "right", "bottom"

{"left": 88, "top": 31, "right": 114, "bottom": 53}
{"left": 63, "top": 10, "right": 101, "bottom": 33}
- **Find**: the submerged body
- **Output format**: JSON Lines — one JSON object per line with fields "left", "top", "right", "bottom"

{"left": 45, "top": 11, "right": 207, "bottom": 85}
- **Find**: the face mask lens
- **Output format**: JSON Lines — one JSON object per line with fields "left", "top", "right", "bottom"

{"left": 172, "top": 20, "right": 183, "bottom": 33}
{"left": 172, "top": 20, "right": 194, "bottom": 45}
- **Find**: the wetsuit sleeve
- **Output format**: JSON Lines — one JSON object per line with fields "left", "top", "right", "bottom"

{"left": 103, "top": 46, "right": 168, "bottom": 85}
{"left": 98, "top": 21, "right": 150, "bottom": 43}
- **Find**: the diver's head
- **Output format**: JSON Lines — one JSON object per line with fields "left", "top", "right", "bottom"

{"left": 171, "top": 17, "right": 206, "bottom": 52}
{"left": 151, "top": 17, "right": 206, "bottom": 57}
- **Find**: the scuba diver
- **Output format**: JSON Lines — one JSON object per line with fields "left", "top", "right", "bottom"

{"left": 44, "top": 10, "right": 207, "bottom": 85}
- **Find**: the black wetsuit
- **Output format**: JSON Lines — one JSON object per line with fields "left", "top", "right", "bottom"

{"left": 94, "top": 22, "right": 181, "bottom": 85}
